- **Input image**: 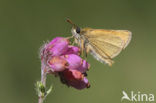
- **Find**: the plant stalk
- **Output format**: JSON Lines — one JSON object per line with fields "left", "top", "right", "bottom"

{"left": 38, "top": 67, "right": 47, "bottom": 103}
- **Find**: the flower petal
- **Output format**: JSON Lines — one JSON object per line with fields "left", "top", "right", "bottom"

{"left": 78, "top": 60, "right": 90, "bottom": 73}
{"left": 62, "top": 54, "right": 82, "bottom": 70}
{"left": 47, "top": 37, "right": 69, "bottom": 56}
{"left": 59, "top": 69, "right": 90, "bottom": 90}
{"left": 63, "top": 46, "right": 80, "bottom": 55}
{"left": 70, "top": 77, "right": 90, "bottom": 90}
{"left": 48, "top": 56, "right": 68, "bottom": 72}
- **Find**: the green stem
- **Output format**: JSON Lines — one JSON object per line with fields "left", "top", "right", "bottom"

{"left": 38, "top": 68, "right": 47, "bottom": 103}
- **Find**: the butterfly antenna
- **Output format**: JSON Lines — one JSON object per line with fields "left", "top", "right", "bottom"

{"left": 66, "top": 18, "right": 77, "bottom": 27}
{"left": 66, "top": 18, "right": 73, "bottom": 25}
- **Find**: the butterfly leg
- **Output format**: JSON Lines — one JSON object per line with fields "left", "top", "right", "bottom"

{"left": 72, "top": 38, "right": 78, "bottom": 45}
{"left": 80, "top": 39, "right": 85, "bottom": 57}
{"left": 66, "top": 35, "right": 75, "bottom": 45}
{"left": 85, "top": 44, "right": 90, "bottom": 58}
{"left": 66, "top": 35, "right": 74, "bottom": 39}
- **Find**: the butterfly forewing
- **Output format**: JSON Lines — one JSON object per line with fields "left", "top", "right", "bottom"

{"left": 83, "top": 29, "right": 132, "bottom": 48}
{"left": 82, "top": 29, "right": 132, "bottom": 65}
{"left": 101, "top": 30, "right": 132, "bottom": 48}
{"left": 89, "top": 37, "right": 124, "bottom": 58}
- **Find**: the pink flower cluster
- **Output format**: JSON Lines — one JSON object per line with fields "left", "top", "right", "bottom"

{"left": 40, "top": 37, "right": 90, "bottom": 90}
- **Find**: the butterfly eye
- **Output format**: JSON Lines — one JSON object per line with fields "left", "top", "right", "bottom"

{"left": 76, "top": 27, "right": 81, "bottom": 33}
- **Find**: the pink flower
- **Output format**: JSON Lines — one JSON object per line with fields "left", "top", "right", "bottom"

{"left": 63, "top": 46, "right": 80, "bottom": 55}
{"left": 62, "top": 55, "right": 89, "bottom": 73}
{"left": 78, "top": 60, "right": 90, "bottom": 73}
{"left": 40, "top": 37, "right": 91, "bottom": 90}
{"left": 59, "top": 69, "right": 90, "bottom": 90}
{"left": 46, "top": 37, "right": 69, "bottom": 56}
{"left": 48, "top": 56, "right": 68, "bottom": 72}
{"left": 62, "top": 54, "right": 82, "bottom": 70}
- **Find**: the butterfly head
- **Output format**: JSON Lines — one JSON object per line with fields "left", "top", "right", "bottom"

{"left": 67, "top": 19, "right": 81, "bottom": 39}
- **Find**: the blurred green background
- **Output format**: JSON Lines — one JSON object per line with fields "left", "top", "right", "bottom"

{"left": 0, "top": 0, "right": 156, "bottom": 103}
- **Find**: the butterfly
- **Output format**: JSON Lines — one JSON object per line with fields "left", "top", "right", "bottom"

{"left": 67, "top": 19, "right": 132, "bottom": 66}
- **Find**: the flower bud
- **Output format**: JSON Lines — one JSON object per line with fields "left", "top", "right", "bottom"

{"left": 63, "top": 46, "right": 80, "bottom": 55}
{"left": 78, "top": 60, "right": 90, "bottom": 73}
{"left": 59, "top": 69, "right": 90, "bottom": 90}
{"left": 48, "top": 56, "right": 68, "bottom": 72}
{"left": 46, "top": 37, "right": 69, "bottom": 56}
{"left": 62, "top": 54, "right": 82, "bottom": 70}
